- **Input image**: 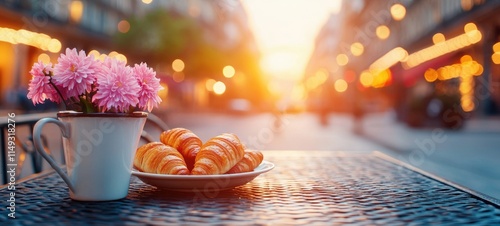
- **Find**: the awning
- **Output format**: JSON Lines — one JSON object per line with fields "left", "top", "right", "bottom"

{"left": 400, "top": 53, "right": 456, "bottom": 87}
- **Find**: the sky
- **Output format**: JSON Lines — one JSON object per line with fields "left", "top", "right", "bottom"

{"left": 242, "top": 0, "right": 342, "bottom": 82}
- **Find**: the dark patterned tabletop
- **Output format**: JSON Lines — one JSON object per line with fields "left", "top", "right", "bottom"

{"left": 1, "top": 150, "right": 499, "bottom": 225}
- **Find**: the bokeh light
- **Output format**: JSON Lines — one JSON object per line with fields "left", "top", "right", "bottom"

{"left": 172, "top": 59, "right": 185, "bottom": 72}
{"left": 390, "top": 4, "right": 406, "bottom": 21}
{"left": 205, "top": 79, "right": 216, "bottom": 91}
{"left": 69, "top": 0, "right": 84, "bottom": 23}
{"left": 492, "top": 53, "right": 500, "bottom": 64}
{"left": 350, "top": 42, "right": 364, "bottom": 56}
{"left": 376, "top": 25, "right": 390, "bottom": 40}
{"left": 336, "top": 54, "right": 349, "bottom": 66}
{"left": 493, "top": 42, "right": 500, "bottom": 52}
{"left": 47, "top": 39, "right": 61, "bottom": 53}
{"left": 334, "top": 79, "right": 348, "bottom": 93}
{"left": 117, "top": 20, "right": 130, "bottom": 33}
{"left": 464, "top": 22, "right": 478, "bottom": 33}
{"left": 360, "top": 71, "right": 374, "bottom": 87}
{"left": 213, "top": 81, "right": 226, "bottom": 95}
{"left": 173, "top": 72, "right": 185, "bottom": 83}
{"left": 223, "top": 65, "right": 235, "bottom": 78}
{"left": 424, "top": 68, "right": 438, "bottom": 82}
{"left": 88, "top": 50, "right": 100, "bottom": 58}
{"left": 432, "top": 33, "right": 445, "bottom": 44}
{"left": 38, "top": 53, "right": 50, "bottom": 64}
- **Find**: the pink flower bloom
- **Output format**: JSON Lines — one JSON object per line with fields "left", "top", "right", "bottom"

{"left": 93, "top": 57, "right": 140, "bottom": 112}
{"left": 53, "top": 48, "right": 100, "bottom": 98}
{"left": 133, "top": 63, "right": 163, "bottom": 112}
{"left": 27, "top": 61, "right": 61, "bottom": 104}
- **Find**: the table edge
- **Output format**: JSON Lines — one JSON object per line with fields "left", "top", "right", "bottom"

{"left": 373, "top": 151, "right": 500, "bottom": 207}
{"left": 0, "top": 167, "right": 57, "bottom": 190}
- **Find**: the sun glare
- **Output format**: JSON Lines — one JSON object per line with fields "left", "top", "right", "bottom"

{"left": 243, "top": 0, "right": 342, "bottom": 82}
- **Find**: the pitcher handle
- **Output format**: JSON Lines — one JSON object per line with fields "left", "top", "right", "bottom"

{"left": 33, "top": 118, "right": 75, "bottom": 192}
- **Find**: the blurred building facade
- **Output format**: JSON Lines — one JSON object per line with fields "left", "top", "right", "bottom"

{"left": 136, "top": 0, "right": 265, "bottom": 112}
{"left": 306, "top": 0, "right": 500, "bottom": 128}
{"left": 0, "top": 0, "right": 265, "bottom": 113}
{"left": 0, "top": 0, "right": 143, "bottom": 111}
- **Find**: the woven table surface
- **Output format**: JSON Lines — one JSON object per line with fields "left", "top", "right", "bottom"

{"left": 1, "top": 150, "right": 499, "bottom": 225}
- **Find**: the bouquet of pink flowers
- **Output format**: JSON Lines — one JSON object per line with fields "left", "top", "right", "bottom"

{"left": 27, "top": 48, "right": 163, "bottom": 113}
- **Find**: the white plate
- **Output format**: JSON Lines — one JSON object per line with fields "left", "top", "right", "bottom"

{"left": 132, "top": 161, "right": 275, "bottom": 192}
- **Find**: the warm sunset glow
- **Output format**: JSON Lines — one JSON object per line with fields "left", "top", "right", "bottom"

{"left": 376, "top": 25, "right": 390, "bottom": 40}
{"left": 390, "top": 4, "right": 406, "bottom": 21}
{"left": 242, "top": 0, "right": 342, "bottom": 82}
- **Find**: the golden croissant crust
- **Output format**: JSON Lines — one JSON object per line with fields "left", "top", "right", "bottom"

{"left": 191, "top": 133, "right": 245, "bottom": 175}
{"left": 226, "top": 150, "right": 264, "bottom": 174}
{"left": 134, "top": 142, "right": 190, "bottom": 175}
{"left": 160, "top": 128, "right": 201, "bottom": 171}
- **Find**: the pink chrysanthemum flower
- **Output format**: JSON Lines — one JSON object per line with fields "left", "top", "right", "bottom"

{"left": 93, "top": 57, "right": 140, "bottom": 112}
{"left": 27, "top": 61, "right": 61, "bottom": 104}
{"left": 53, "top": 48, "right": 100, "bottom": 98}
{"left": 133, "top": 63, "right": 163, "bottom": 112}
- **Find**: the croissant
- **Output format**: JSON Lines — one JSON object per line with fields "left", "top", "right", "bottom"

{"left": 226, "top": 150, "right": 264, "bottom": 174}
{"left": 191, "top": 133, "right": 245, "bottom": 175}
{"left": 134, "top": 142, "right": 190, "bottom": 175}
{"left": 160, "top": 128, "right": 202, "bottom": 171}
{"left": 134, "top": 142, "right": 162, "bottom": 172}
